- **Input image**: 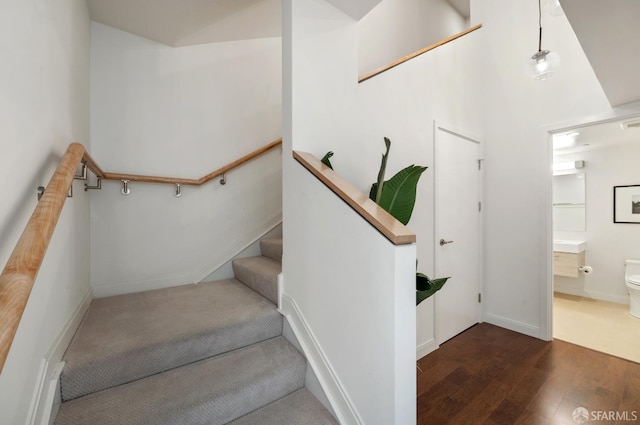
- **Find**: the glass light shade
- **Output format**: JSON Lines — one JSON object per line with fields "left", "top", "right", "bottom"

{"left": 526, "top": 50, "right": 561, "bottom": 80}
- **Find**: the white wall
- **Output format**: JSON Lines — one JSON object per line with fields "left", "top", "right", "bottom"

{"left": 90, "top": 23, "right": 282, "bottom": 296}
{"left": 554, "top": 141, "right": 640, "bottom": 304}
{"left": 282, "top": 162, "right": 416, "bottom": 425}
{"left": 0, "top": 1, "right": 91, "bottom": 423}
{"left": 284, "top": 0, "right": 417, "bottom": 423}
{"left": 474, "top": 0, "right": 616, "bottom": 337}
{"left": 283, "top": 0, "right": 488, "bottom": 421}
{"left": 357, "top": 11, "right": 484, "bottom": 358}
{"left": 358, "top": 0, "right": 467, "bottom": 74}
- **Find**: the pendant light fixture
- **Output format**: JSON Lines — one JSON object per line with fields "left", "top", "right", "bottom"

{"left": 526, "top": 0, "right": 560, "bottom": 80}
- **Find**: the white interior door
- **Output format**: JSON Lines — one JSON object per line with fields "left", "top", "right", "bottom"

{"left": 435, "top": 124, "right": 482, "bottom": 344}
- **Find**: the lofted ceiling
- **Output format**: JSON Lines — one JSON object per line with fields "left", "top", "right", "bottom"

{"left": 324, "top": 0, "right": 383, "bottom": 20}
{"left": 86, "top": 0, "right": 473, "bottom": 47}
{"left": 86, "top": 0, "right": 640, "bottom": 108}
{"left": 86, "top": 0, "right": 282, "bottom": 47}
{"left": 561, "top": 0, "right": 640, "bottom": 107}
{"left": 86, "top": 0, "right": 387, "bottom": 46}
{"left": 445, "top": 0, "right": 470, "bottom": 19}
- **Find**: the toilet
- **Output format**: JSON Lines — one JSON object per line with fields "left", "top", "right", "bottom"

{"left": 625, "top": 259, "right": 640, "bottom": 318}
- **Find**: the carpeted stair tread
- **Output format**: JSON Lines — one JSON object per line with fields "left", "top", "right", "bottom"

{"left": 232, "top": 256, "right": 280, "bottom": 304}
{"left": 54, "top": 336, "right": 306, "bottom": 425}
{"left": 61, "top": 279, "right": 283, "bottom": 401}
{"left": 226, "top": 388, "right": 339, "bottom": 425}
{"left": 260, "top": 238, "right": 283, "bottom": 262}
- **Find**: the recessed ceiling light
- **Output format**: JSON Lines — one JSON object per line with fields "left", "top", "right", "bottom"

{"left": 553, "top": 132, "right": 579, "bottom": 149}
{"left": 620, "top": 119, "right": 640, "bottom": 130}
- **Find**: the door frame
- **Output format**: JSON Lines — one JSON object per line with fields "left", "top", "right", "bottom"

{"left": 539, "top": 111, "right": 640, "bottom": 341}
{"left": 433, "top": 121, "right": 484, "bottom": 345}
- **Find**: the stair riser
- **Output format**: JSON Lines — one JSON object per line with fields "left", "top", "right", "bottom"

{"left": 60, "top": 279, "right": 283, "bottom": 401}
{"left": 260, "top": 239, "right": 283, "bottom": 262}
{"left": 232, "top": 259, "right": 279, "bottom": 304}
{"left": 227, "top": 388, "right": 339, "bottom": 425}
{"left": 55, "top": 337, "right": 306, "bottom": 425}
{"left": 61, "top": 315, "right": 283, "bottom": 401}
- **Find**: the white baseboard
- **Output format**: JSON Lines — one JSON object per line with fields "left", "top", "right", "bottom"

{"left": 93, "top": 214, "right": 282, "bottom": 298}
{"left": 27, "top": 287, "right": 92, "bottom": 425}
{"left": 553, "top": 286, "right": 629, "bottom": 305}
{"left": 483, "top": 313, "right": 541, "bottom": 339}
{"left": 279, "top": 294, "right": 363, "bottom": 425}
{"left": 416, "top": 338, "right": 438, "bottom": 361}
{"left": 280, "top": 316, "right": 335, "bottom": 417}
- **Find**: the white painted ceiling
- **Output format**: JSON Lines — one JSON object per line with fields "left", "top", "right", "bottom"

{"left": 325, "top": 0, "right": 383, "bottom": 20}
{"left": 86, "top": 0, "right": 386, "bottom": 46}
{"left": 86, "top": 0, "right": 282, "bottom": 47}
{"left": 561, "top": 0, "right": 640, "bottom": 107}
{"left": 553, "top": 118, "right": 640, "bottom": 155}
{"left": 86, "top": 0, "right": 640, "bottom": 108}
{"left": 446, "top": 0, "right": 470, "bottom": 19}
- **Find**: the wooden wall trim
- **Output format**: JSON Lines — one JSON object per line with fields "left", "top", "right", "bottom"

{"left": 358, "top": 24, "right": 483, "bottom": 83}
{"left": 293, "top": 151, "right": 416, "bottom": 245}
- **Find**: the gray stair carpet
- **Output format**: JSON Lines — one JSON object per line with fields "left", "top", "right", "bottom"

{"left": 55, "top": 336, "right": 306, "bottom": 425}
{"left": 56, "top": 237, "right": 339, "bottom": 424}
{"left": 232, "top": 256, "right": 280, "bottom": 304}
{"left": 260, "top": 237, "right": 283, "bottom": 262}
{"left": 227, "top": 388, "right": 338, "bottom": 425}
{"left": 61, "top": 278, "right": 283, "bottom": 400}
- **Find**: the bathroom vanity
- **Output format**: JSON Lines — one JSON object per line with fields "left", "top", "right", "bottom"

{"left": 553, "top": 240, "right": 586, "bottom": 278}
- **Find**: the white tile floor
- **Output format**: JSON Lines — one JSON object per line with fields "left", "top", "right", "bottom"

{"left": 553, "top": 292, "right": 640, "bottom": 363}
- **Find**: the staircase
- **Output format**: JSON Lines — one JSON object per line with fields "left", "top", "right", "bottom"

{"left": 54, "top": 238, "right": 338, "bottom": 425}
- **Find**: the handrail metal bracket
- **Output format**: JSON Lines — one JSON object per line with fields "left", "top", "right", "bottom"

{"left": 121, "top": 180, "right": 131, "bottom": 196}
{"left": 37, "top": 186, "right": 45, "bottom": 201}
{"left": 220, "top": 173, "right": 227, "bottom": 185}
{"left": 85, "top": 176, "right": 102, "bottom": 191}
{"left": 175, "top": 183, "right": 182, "bottom": 198}
{"left": 74, "top": 162, "right": 88, "bottom": 180}
{"left": 68, "top": 185, "right": 73, "bottom": 198}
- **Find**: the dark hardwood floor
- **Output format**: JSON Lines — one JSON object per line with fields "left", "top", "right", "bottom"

{"left": 417, "top": 323, "right": 640, "bottom": 425}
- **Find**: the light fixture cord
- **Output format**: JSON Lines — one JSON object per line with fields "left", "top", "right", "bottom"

{"left": 538, "top": 0, "right": 543, "bottom": 52}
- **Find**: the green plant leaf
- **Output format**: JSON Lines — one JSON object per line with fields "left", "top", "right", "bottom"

{"left": 321, "top": 151, "right": 334, "bottom": 170}
{"left": 416, "top": 273, "right": 449, "bottom": 305}
{"left": 373, "top": 137, "right": 391, "bottom": 203}
{"left": 376, "top": 164, "right": 427, "bottom": 225}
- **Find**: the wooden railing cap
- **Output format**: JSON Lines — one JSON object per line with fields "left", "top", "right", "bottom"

{"left": 358, "top": 24, "right": 483, "bottom": 83}
{"left": 293, "top": 151, "right": 416, "bottom": 245}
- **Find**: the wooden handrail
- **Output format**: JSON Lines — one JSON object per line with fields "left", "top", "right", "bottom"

{"left": 0, "top": 143, "right": 85, "bottom": 373}
{"left": 101, "top": 138, "right": 282, "bottom": 185}
{"left": 81, "top": 149, "right": 106, "bottom": 179}
{"left": 293, "top": 151, "right": 416, "bottom": 245}
{"left": 0, "top": 138, "right": 281, "bottom": 373}
{"left": 358, "top": 24, "right": 483, "bottom": 83}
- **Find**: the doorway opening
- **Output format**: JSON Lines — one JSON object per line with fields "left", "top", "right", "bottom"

{"left": 547, "top": 114, "right": 640, "bottom": 363}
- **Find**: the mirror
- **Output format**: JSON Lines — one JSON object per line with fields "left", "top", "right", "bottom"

{"left": 553, "top": 172, "right": 586, "bottom": 231}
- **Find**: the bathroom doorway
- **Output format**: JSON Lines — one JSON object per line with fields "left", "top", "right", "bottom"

{"left": 548, "top": 115, "right": 640, "bottom": 363}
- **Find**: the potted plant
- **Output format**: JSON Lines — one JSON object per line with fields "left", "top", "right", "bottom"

{"left": 322, "top": 137, "right": 449, "bottom": 305}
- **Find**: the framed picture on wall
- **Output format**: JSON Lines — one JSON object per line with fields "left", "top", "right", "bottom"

{"left": 614, "top": 185, "right": 640, "bottom": 223}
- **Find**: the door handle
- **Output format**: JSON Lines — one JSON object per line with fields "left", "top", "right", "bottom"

{"left": 440, "top": 239, "right": 454, "bottom": 246}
